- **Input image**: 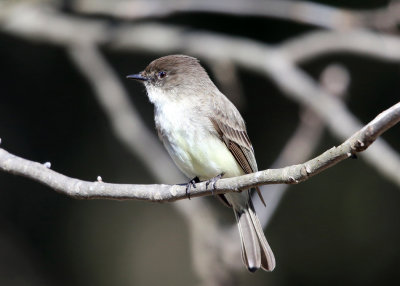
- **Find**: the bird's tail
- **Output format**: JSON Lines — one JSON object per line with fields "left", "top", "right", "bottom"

{"left": 234, "top": 200, "right": 276, "bottom": 272}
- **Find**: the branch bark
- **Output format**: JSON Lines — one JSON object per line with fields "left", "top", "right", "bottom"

{"left": 1, "top": 102, "right": 398, "bottom": 201}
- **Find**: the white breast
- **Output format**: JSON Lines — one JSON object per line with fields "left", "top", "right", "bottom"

{"left": 153, "top": 96, "right": 243, "bottom": 181}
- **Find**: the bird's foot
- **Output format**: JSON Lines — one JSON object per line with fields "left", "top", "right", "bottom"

{"left": 206, "top": 173, "right": 224, "bottom": 195}
{"left": 186, "top": 176, "right": 200, "bottom": 200}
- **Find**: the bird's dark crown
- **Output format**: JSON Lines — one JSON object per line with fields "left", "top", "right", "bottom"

{"left": 140, "top": 55, "right": 212, "bottom": 89}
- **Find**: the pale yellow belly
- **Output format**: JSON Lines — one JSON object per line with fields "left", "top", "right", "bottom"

{"left": 164, "top": 130, "right": 244, "bottom": 181}
{"left": 163, "top": 129, "right": 250, "bottom": 209}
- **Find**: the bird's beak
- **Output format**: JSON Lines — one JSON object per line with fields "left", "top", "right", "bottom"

{"left": 126, "top": 73, "right": 149, "bottom": 81}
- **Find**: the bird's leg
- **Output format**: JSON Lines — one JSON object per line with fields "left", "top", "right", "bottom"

{"left": 206, "top": 173, "right": 224, "bottom": 195}
{"left": 186, "top": 176, "right": 200, "bottom": 199}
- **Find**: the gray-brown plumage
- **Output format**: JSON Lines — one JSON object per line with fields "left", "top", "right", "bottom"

{"left": 127, "top": 55, "right": 276, "bottom": 272}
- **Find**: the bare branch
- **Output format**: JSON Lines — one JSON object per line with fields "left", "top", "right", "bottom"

{"left": 0, "top": 102, "right": 398, "bottom": 201}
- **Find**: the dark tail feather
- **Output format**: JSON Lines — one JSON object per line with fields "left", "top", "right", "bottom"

{"left": 234, "top": 202, "right": 276, "bottom": 272}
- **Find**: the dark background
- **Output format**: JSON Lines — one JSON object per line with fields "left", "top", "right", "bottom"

{"left": 0, "top": 0, "right": 399, "bottom": 285}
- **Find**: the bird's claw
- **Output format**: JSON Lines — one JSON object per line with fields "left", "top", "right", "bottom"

{"left": 206, "top": 173, "right": 224, "bottom": 195}
{"left": 186, "top": 176, "right": 200, "bottom": 199}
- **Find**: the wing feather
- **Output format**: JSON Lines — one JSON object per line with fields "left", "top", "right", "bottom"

{"left": 209, "top": 93, "right": 265, "bottom": 206}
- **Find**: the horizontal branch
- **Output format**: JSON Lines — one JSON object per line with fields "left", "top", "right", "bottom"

{"left": 0, "top": 102, "right": 398, "bottom": 202}
{"left": 74, "top": 0, "right": 400, "bottom": 30}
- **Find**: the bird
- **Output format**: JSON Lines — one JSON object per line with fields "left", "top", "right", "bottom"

{"left": 127, "top": 55, "right": 275, "bottom": 272}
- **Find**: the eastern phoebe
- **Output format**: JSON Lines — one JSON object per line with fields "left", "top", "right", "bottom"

{"left": 127, "top": 55, "right": 275, "bottom": 272}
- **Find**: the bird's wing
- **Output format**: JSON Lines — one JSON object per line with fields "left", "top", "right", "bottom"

{"left": 209, "top": 95, "right": 266, "bottom": 206}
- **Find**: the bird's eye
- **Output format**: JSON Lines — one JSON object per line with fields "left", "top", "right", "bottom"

{"left": 158, "top": 71, "right": 167, "bottom": 79}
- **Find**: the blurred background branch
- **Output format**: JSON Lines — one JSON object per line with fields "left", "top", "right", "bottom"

{"left": 72, "top": 0, "right": 400, "bottom": 31}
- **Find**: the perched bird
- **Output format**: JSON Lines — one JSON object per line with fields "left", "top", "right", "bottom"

{"left": 127, "top": 55, "right": 275, "bottom": 272}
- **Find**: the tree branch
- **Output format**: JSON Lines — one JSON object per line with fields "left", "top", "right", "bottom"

{"left": 73, "top": 0, "right": 400, "bottom": 31}
{"left": 1, "top": 102, "right": 398, "bottom": 201}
